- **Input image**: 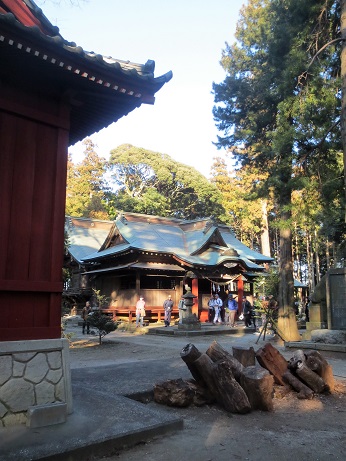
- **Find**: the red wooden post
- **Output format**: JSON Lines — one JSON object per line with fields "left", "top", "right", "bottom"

{"left": 237, "top": 277, "right": 244, "bottom": 314}
{"left": 191, "top": 278, "right": 199, "bottom": 317}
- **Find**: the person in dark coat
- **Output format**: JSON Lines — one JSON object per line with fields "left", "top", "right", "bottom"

{"left": 242, "top": 296, "right": 253, "bottom": 327}
{"left": 163, "top": 294, "right": 174, "bottom": 327}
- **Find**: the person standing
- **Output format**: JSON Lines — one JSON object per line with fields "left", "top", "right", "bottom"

{"left": 213, "top": 293, "right": 223, "bottom": 324}
{"left": 242, "top": 296, "right": 253, "bottom": 327}
{"left": 135, "top": 296, "right": 146, "bottom": 328}
{"left": 207, "top": 295, "right": 215, "bottom": 322}
{"left": 163, "top": 294, "right": 174, "bottom": 327}
{"left": 82, "top": 301, "right": 91, "bottom": 334}
{"left": 227, "top": 295, "right": 238, "bottom": 327}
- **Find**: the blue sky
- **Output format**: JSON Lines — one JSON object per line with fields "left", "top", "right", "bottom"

{"left": 38, "top": 0, "right": 245, "bottom": 177}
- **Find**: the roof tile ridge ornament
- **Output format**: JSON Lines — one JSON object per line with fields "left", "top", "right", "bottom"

{"left": 119, "top": 212, "right": 128, "bottom": 225}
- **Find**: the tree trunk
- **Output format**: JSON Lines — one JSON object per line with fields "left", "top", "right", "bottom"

{"left": 282, "top": 370, "right": 314, "bottom": 400}
{"left": 314, "top": 229, "right": 321, "bottom": 284}
{"left": 305, "top": 350, "right": 335, "bottom": 392}
{"left": 260, "top": 199, "right": 271, "bottom": 258}
{"left": 194, "top": 353, "right": 252, "bottom": 414}
{"left": 206, "top": 341, "right": 244, "bottom": 381}
{"left": 288, "top": 349, "right": 306, "bottom": 370}
{"left": 232, "top": 346, "right": 256, "bottom": 367}
{"left": 295, "top": 361, "right": 327, "bottom": 393}
{"left": 239, "top": 366, "right": 274, "bottom": 411}
{"left": 277, "top": 210, "right": 301, "bottom": 341}
{"left": 341, "top": 0, "right": 346, "bottom": 222}
{"left": 154, "top": 378, "right": 195, "bottom": 407}
{"left": 180, "top": 343, "right": 204, "bottom": 385}
{"left": 255, "top": 343, "right": 288, "bottom": 385}
{"left": 294, "top": 222, "right": 301, "bottom": 280}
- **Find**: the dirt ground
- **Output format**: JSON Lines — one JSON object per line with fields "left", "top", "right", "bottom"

{"left": 68, "top": 329, "right": 346, "bottom": 461}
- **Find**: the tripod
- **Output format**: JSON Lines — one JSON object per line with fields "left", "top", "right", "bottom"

{"left": 255, "top": 308, "right": 286, "bottom": 343}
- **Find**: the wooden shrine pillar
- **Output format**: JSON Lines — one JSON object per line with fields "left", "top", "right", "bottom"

{"left": 191, "top": 278, "right": 199, "bottom": 317}
{"left": 237, "top": 276, "right": 244, "bottom": 314}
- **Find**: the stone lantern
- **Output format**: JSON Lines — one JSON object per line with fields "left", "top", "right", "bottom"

{"left": 178, "top": 287, "right": 201, "bottom": 331}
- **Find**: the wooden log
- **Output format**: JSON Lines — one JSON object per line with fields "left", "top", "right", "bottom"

{"left": 213, "top": 361, "right": 252, "bottom": 414}
{"left": 239, "top": 366, "right": 274, "bottom": 411}
{"left": 255, "top": 343, "right": 288, "bottom": 385}
{"left": 282, "top": 370, "right": 314, "bottom": 399}
{"left": 288, "top": 349, "right": 306, "bottom": 371}
{"left": 193, "top": 353, "right": 219, "bottom": 399}
{"left": 232, "top": 346, "right": 256, "bottom": 367}
{"left": 305, "top": 351, "right": 334, "bottom": 392}
{"left": 180, "top": 343, "right": 204, "bottom": 385}
{"left": 194, "top": 353, "right": 251, "bottom": 414}
{"left": 295, "top": 361, "right": 327, "bottom": 393}
{"left": 206, "top": 341, "right": 244, "bottom": 381}
{"left": 186, "top": 379, "right": 216, "bottom": 406}
{"left": 154, "top": 378, "right": 194, "bottom": 407}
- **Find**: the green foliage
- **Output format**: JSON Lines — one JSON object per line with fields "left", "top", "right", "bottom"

{"left": 255, "top": 269, "right": 280, "bottom": 300}
{"left": 92, "top": 288, "right": 110, "bottom": 308}
{"left": 107, "top": 144, "right": 225, "bottom": 220}
{"left": 210, "top": 156, "right": 272, "bottom": 249}
{"left": 66, "top": 139, "right": 110, "bottom": 219}
{"left": 88, "top": 310, "right": 118, "bottom": 345}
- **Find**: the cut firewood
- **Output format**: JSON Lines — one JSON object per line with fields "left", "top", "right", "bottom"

{"left": 154, "top": 378, "right": 194, "bottom": 407}
{"left": 282, "top": 370, "right": 314, "bottom": 399}
{"left": 295, "top": 361, "right": 327, "bottom": 393}
{"left": 180, "top": 343, "right": 204, "bottom": 385}
{"left": 255, "top": 343, "right": 288, "bottom": 385}
{"left": 213, "top": 360, "right": 252, "bottom": 414}
{"left": 305, "top": 351, "right": 334, "bottom": 392}
{"left": 239, "top": 366, "right": 274, "bottom": 411}
{"left": 288, "top": 349, "right": 306, "bottom": 371}
{"left": 232, "top": 346, "right": 256, "bottom": 367}
{"left": 154, "top": 378, "right": 214, "bottom": 407}
{"left": 206, "top": 341, "right": 244, "bottom": 381}
{"left": 193, "top": 353, "right": 251, "bottom": 414}
{"left": 193, "top": 353, "right": 219, "bottom": 399}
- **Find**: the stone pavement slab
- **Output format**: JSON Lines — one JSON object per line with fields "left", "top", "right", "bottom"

{"left": 0, "top": 358, "right": 187, "bottom": 461}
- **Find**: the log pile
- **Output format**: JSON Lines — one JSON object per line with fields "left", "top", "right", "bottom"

{"left": 153, "top": 341, "right": 334, "bottom": 414}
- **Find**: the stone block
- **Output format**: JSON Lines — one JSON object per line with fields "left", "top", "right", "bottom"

{"left": 26, "top": 403, "right": 67, "bottom": 428}
{"left": 301, "top": 331, "right": 311, "bottom": 341}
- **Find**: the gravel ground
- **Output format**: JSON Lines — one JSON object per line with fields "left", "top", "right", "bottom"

{"left": 66, "top": 324, "right": 346, "bottom": 461}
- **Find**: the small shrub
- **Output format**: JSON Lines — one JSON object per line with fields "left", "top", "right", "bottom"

{"left": 88, "top": 310, "right": 118, "bottom": 344}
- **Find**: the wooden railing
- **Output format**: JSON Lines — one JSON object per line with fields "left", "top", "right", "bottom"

{"left": 101, "top": 306, "right": 179, "bottom": 323}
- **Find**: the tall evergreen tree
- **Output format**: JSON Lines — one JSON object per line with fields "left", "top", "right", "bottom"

{"left": 66, "top": 139, "right": 109, "bottom": 219}
{"left": 213, "top": 0, "right": 342, "bottom": 340}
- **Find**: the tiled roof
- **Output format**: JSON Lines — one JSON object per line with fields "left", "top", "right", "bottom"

{"left": 0, "top": 0, "right": 172, "bottom": 145}
{"left": 67, "top": 213, "right": 273, "bottom": 272}
{"left": 65, "top": 217, "right": 114, "bottom": 264}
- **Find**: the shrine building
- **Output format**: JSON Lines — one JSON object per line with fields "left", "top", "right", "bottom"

{"left": 64, "top": 212, "right": 273, "bottom": 322}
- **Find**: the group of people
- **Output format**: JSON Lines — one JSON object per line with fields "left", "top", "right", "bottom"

{"left": 135, "top": 294, "right": 184, "bottom": 327}
{"left": 81, "top": 292, "right": 281, "bottom": 332}
{"left": 208, "top": 293, "right": 257, "bottom": 328}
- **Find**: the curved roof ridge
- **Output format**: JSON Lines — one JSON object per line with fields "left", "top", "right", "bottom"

{"left": 0, "top": 3, "right": 173, "bottom": 85}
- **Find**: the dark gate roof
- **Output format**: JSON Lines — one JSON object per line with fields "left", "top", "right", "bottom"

{"left": 0, "top": 0, "right": 172, "bottom": 145}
